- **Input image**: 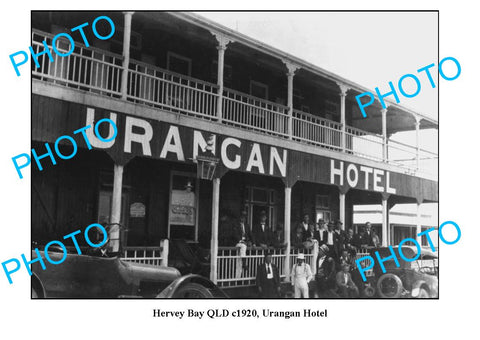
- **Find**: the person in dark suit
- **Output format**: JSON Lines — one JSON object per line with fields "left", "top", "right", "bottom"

{"left": 314, "top": 219, "right": 327, "bottom": 245}
{"left": 336, "top": 264, "right": 359, "bottom": 298}
{"left": 253, "top": 211, "right": 273, "bottom": 248}
{"left": 323, "top": 222, "right": 338, "bottom": 258}
{"left": 344, "top": 228, "right": 358, "bottom": 256}
{"left": 297, "top": 213, "right": 314, "bottom": 241}
{"left": 233, "top": 211, "right": 253, "bottom": 246}
{"left": 360, "top": 222, "right": 375, "bottom": 247}
{"left": 256, "top": 252, "right": 280, "bottom": 298}
{"left": 218, "top": 211, "right": 234, "bottom": 246}
{"left": 335, "top": 220, "right": 346, "bottom": 253}
{"left": 233, "top": 210, "right": 252, "bottom": 274}
{"left": 316, "top": 244, "right": 337, "bottom": 295}
{"left": 292, "top": 226, "right": 306, "bottom": 249}
{"left": 338, "top": 249, "right": 354, "bottom": 267}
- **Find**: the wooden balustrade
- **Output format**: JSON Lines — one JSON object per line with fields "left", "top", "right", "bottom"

{"left": 32, "top": 28, "right": 436, "bottom": 178}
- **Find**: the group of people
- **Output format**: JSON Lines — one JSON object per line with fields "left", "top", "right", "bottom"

{"left": 219, "top": 208, "right": 381, "bottom": 298}
{"left": 292, "top": 214, "right": 380, "bottom": 256}
{"left": 254, "top": 214, "right": 381, "bottom": 299}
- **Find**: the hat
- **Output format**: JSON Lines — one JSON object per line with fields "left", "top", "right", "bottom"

{"left": 297, "top": 253, "right": 305, "bottom": 260}
{"left": 319, "top": 244, "right": 329, "bottom": 253}
{"left": 336, "top": 220, "right": 343, "bottom": 225}
{"left": 328, "top": 221, "right": 335, "bottom": 227}
{"left": 318, "top": 219, "right": 325, "bottom": 223}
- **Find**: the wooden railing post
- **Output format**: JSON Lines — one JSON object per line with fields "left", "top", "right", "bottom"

{"left": 160, "top": 239, "right": 169, "bottom": 267}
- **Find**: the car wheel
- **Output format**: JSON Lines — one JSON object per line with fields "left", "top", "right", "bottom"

{"left": 172, "top": 283, "right": 214, "bottom": 298}
{"left": 417, "top": 288, "right": 430, "bottom": 298}
{"left": 377, "top": 273, "right": 403, "bottom": 298}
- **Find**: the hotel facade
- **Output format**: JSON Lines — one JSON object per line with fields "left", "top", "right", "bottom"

{"left": 31, "top": 12, "right": 438, "bottom": 289}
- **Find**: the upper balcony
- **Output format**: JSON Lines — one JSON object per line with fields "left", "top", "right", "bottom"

{"left": 31, "top": 12, "right": 438, "bottom": 180}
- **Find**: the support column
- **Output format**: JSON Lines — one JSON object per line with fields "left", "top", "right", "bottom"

{"left": 120, "top": 12, "right": 134, "bottom": 100}
{"left": 416, "top": 202, "right": 422, "bottom": 245}
{"left": 211, "top": 32, "right": 233, "bottom": 122}
{"left": 415, "top": 116, "right": 421, "bottom": 170}
{"left": 210, "top": 177, "right": 221, "bottom": 283}
{"left": 338, "top": 83, "right": 350, "bottom": 152}
{"left": 283, "top": 60, "right": 300, "bottom": 139}
{"left": 339, "top": 188, "right": 348, "bottom": 230}
{"left": 109, "top": 163, "right": 124, "bottom": 252}
{"left": 381, "top": 107, "right": 388, "bottom": 162}
{"left": 386, "top": 133, "right": 392, "bottom": 162}
{"left": 284, "top": 186, "right": 292, "bottom": 281}
{"left": 381, "top": 193, "right": 390, "bottom": 246}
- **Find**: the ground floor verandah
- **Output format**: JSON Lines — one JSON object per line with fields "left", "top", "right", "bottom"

{"left": 31, "top": 145, "right": 436, "bottom": 289}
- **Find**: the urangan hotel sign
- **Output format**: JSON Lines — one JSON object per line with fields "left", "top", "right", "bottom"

{"left": 31, "top": 95, "right": 436, "bottom": 201}
{"left": 84, "top": 107, "right": 289, "bottom": 178}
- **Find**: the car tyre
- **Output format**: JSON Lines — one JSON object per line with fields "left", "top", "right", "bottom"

{"left": 417, "top": 288, "right": 430, "bottom": 298}
{"left": 172, "top": 282, "right": 214, "bottom": 298}
{"left": 377, "top": 273, "right": 403, "bottom": 298}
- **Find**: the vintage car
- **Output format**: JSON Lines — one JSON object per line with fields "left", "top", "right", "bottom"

{"left": 369, "top": 246, "right": 438, "bottom": 298}
{"left": 31, "top": 247, "right": 227, "bottom": 298}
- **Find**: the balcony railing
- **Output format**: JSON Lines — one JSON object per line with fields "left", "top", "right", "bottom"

{"left": 127, "top": 60, "right": 218, "bottom": 120}
{"left": 31, "top": 29, "right": 437, "bottom": 178}
{"left": 345, "top": 125, "right": 384, "bottom": 162}
{"left": 31, "top": 30, "right": 123, "bottom": 98}
{"left": 222, "top": 88, "right": 289, "bottom": 137}
{"left": 293, "top": 109, "right": 342, "bottom": 149}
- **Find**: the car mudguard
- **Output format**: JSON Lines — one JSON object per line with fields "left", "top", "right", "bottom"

{"left": 31, "top": 273, "right": 46, "bottom": 298}
{"left": 156, "top": 274, "right": 228, "bottom": 298}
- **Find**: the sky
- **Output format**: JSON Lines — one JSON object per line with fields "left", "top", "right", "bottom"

{"left": 196, "top": 11, "right": 439, "bottom": 121}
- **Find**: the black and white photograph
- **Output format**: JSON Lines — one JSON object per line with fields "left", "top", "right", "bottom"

{"left": 27, "top": 11, "right": 439, "bottom": 299}
{"left": 0, "top": 1, "right": 477, "bottom": 339}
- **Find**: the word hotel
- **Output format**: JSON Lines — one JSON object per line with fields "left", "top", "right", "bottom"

{"left": 30, "top": 12, "right": 437, "bottom": 290}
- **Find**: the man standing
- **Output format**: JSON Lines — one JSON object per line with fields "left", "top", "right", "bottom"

{"left": 297, "top": 213, "right": 313, "bottom": 240}
{"left": 360, "top": 222, "right": 375, "bottom": 247}
{"left": 314, "top": 219, "right": 327, "bottom": 245}
{"left": 233, "top": 210, "right": 252, "bottom": 277}
{"left": 324, "top": 222, "right": 337, "bottom": 257}
{"left": 256, "top": 252, "right": 281, "bottom": 298}
{"left": 334, "top": 220, "right": 346, "bottom": 254}
{"left": 253, "top": 211, "right": 273, "bottom": 248}
{"left": 336, "top": 264, "right": 360, "bottom": 298}
{"left": 290, "top": 253, "right": 313, "bottom": 298}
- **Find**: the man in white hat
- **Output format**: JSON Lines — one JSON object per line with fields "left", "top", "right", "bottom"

{"left": 290, "top": 253, "right": 313, "bottom": 298}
